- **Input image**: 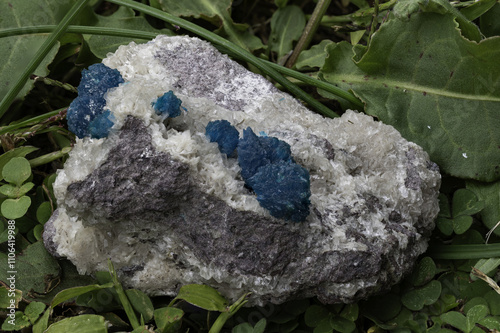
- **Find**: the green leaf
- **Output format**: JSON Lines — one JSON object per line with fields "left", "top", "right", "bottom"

{"left": 320, "top": 13, "right": 500, "bottom": 181}
{"left": 232, "top": 322, "right": 254, "bottom": 333}
{"left": 1, "top": 196, "right": 31, "bottom": 219}
{"left": 86, "top": 7, "right": 171, "bottom": 59}
{"left": 0, "top": 241, "right": 60, "bottom": 294}
{"left": 269, "top": 5, "right": 306, "bottom": 60}
{"left": 0, "top": 286, "right": 22, "bottom": 308}
{"left": 154, "top": 307, "right": 184, "bottom": 333}
{"left": 401, "top": 280, "right": 442, "bottom": 311}
{"left": 44, "top": 314, "right": 108, "bottom": 333}
{"left": 471, "top": 258, "right": 500, "bottom": 281}
{"left": 436, "top": 217, "right": 454, "bottom": 236}
{"left": 0, "top": 148, "right": 38, "bottom": 183}
{"left": 454, "top": 215, "right": 474, "bottom": 235}
{"left": 17, "top": 182, "right": 34, "bottom": 197}
{"left": 479, "top": 316, "right": 500, "bottom": 331}
{"left": 485, "top": 290, "right": 500, "bottom": 316}
{"left": 125, "top": 289, "right": 154, "bottom": 323}
{"left": 253, "top": 318, "right": 266, "bottom": 333}
{"left": 24, "top": 301, "right": 46, "bottom": 324}
{"left": 51, "top": 282, "right": 114, "bottom": 308}
{"left": 393, "top": 0, "right": 481, "bottom": 42}
{"left": 157, "top": 0, "right": 264, "bottom": 51}
{"left": 171, "top": 284, "right": 228, "bottom": 312}
{"left": 2, "top": 157, "right": 31, "bottom": 186}
{"left": 452, "top": 189, "right": 484, "bottom": 217}
{"left": 410, "top": 256, "right": 436, "bottom": 287}
{"left": 467, "top": 180, "right": 500, "bottom": 236}
{"left": 295, "top": 40, "right": 334, "bottom": 70}
{"left": 480, "top": 3, "right": 500, "bottom": 37}
{"left": 1, "top": 311, "right": 31, "bottom": 331}
{"left": 305, "top": 305, "right": 330, "bottom": 327}
{"left": 340, "top": 303, "right": 359, "bottom": 322}
{"left": 32, "top": 308, "right": 51, "bottom": 333}
{"left": 0, "top": 0, "right": 75, "bottom": 101}
{"left": 0, "top": 184, "right": 18, "bottom": 198}
{"left": 36, "top": 201, "right": 52, "bottom": 224}
{"left": 360, "top": 293, "right": 402, "bottom": 322}
{"left": 330, "top": 316, "right": 356, "bottom": 333}
{"left": 460, "top": 0, "right": 497, "bottom": 21}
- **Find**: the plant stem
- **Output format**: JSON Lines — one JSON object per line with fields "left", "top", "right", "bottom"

{"left": 427, "top": 244, "right": 500, "bottom": 259}
{"left": 1, "top": 25, "right": 363, "bottom": 110}
{"left": 29, "top": 147, "right": 72, "bottom": 167}
{"left": 285, "top": 0, "right": 332, "bottom": 68}
{"left": 368, "top": 0, "right": 380, "bottom": 41}
{"left": 0, "top": 109, "right": 65, "bottom": 136}
{"left": 108, "top": 260, "right": 140, "bottom": 330}
{"left": 105, "top": 0, "right": 339, "bottom": 118}
{"left": 0, "top": 0, "right": 92, "bottom": 119}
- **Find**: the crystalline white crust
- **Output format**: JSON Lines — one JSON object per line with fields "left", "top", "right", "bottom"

{"left": 45, "top": 35, "right": 441, "bottom": 305}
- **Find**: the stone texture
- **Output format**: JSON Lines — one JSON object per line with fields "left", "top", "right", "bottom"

{"left": 44, "top": 35, "right": 441, "bottom": 305}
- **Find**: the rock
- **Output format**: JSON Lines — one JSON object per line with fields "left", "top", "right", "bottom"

{"left": 44, "top": 35, "right": 441, "bottom": 305}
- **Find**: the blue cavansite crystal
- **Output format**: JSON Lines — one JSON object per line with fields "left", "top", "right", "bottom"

{"left": 237, "top": 127, "right": 294, "bottom": 181}
{"left": 67, "top": 63, "right": 124, "bottom": 138}
{"left": 153, "top": 91, "right": 183, "bottom": 119}
{"left": 246, "top": 161, "right": 311, "bottom": 222}
{"left": 205, "top": 120, "right": 240, "bottom": 156}
{"left": 206, "top": 124, "right": 311, "bottom": 222}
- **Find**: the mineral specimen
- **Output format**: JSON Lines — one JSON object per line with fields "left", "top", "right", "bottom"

{"left": 44, "top": 35, "right": 441, "bottom": 305}
{"left": 153, "top": 90, "right": 183, "bottom": 119}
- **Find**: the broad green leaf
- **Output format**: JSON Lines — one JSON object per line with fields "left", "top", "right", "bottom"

{"left": 305, "top": 305, "right": 330, "bottom": 327}
{"left": 436, "top": 217, "right": 454, "bottom": 236}
{"left": 157, "top": 0, "right": 263, "bottom": 51}
{"left": 452, "top": 189, "right": 484, "bottom": 217}
{"left": 0, "top": 0, "right": 75, "bottom": 101}
{"left": 269, "top": 5, "right": 306, "bottom": 60}
{"left": 295, "top": 40, "right": 334, "bottom": 70}
{"left": 471, "top": 258, "right": 500, "bottom": 281}
{"left": 1, "top": 311, "right": 31, "bottom": 331}
{"left": 172, "top": 284, "right": 228, "bottom": 312}
{"left": 410, "top": 256, "right": 436, "bottom": 287}
{"left": 232, "top": 322, "right": 253, "bottom": 333}
{"left": 125, "top": 289, "right": 154, "bottom": 323}
{"left": 130, "top": 326, "right": 151, "bottom": 333}
{"left": 467, "top": 180, "right": 500, "bottom": 236}
{"left": 314, "top": 317, "right": 334, "bottom": 333}
{"left": 24, "top": 301, "right": 46, "bottom": 324}
{"left": 0, "top": 241, "right": 60, "bottom": 294}
{"left": 466, "top": 305, "right": 489, "bottom": 332}
{"left": 460, "top": 0, "right": 497, "bottom": 21}
{"left": 44, "top": 314, "right": 107, "bottom": 333}
{"left": 453, "top": 215, "right": 473, "bottom": 235}
{"left": 32, "top": 308, "right": 50, "bottom": 333}
{"left": 479, "top": 316, "right": 500, "bottom": 331}
{"left": 17, "top": 182, "right": 34, "bottom": 197}
{"left": 1, "top": 196, "right": 31, "bottom": 219}
{"left": 0, "top": 184, "right": 18, "bottom": 198}
{"left": 464, "top": 297, "right": 489, "bottom": 315}
{"left": 393, "top": 0, "right": 481, "bottom": 42}
{"left": 51, "top": 282, "right": 114, "bottom": 308}
{"left": 0, "top": 286, "right": 22, "bottom": 308}
{"left": 154, "top": 307, "right": 184, "bottom": 333}
{"left": 0, "top": 147, "right": 38, "bottom": 182}
{"left": 401, "top": 280, "right": 442, "bottom": 311}
{"left": 484, "top": 290, "right": 500, "bottom": 316}
{"left": 480, "top": 3, "right": 500, "bottom": 37}
{"left": 441, "top": 311, "right": 467, "bottom": 332}
{"left": 86, "top": 7, "right": 172, "bottom": 59}
{"left": 320, "top": 13, "right": 500, "bottom": 181}
{"left": 253, "top": 318, "right": 267, "bottom": 333}
{"left": 36, "top": 201, "right": 52, "bottom": 224}
{"left": 330, "top": 316, "right": 356, "bottom": 333}
{"left": 2, "top": 157, "right": 31, "bottom": 187}
{"left": 340, "top": 303, "right": 359, "bottom": 322}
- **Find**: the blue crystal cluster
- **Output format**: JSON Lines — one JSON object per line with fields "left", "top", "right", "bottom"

{"left": 205, "top": 120, "right": 239, "bottom": 156}
{"left": 67, "top": 63, "right": 124, "bottom": 139}
{"left": 153, "top": 91, "right": 183, "bottom": 119}
{"left": 206, "top": 121, "right": 311, "bottom": 222}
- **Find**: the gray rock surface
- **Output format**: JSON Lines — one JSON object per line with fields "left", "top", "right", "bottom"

{"left": 44, "top": 35, "right": 441, "bottom": 305}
